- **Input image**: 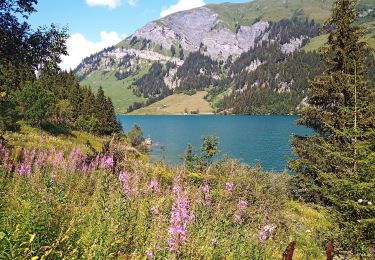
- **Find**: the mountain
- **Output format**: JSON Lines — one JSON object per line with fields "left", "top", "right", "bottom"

{"left": 74, "top": 0, "right": 375, "bottom": 114}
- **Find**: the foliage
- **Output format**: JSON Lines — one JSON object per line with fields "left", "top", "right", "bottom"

{"left": 289, "top": 0, "right": 375, "bottom": 251}
{"left": 15, "top": 82, "right": 54, "bottom": 127}
{"left": 128, "top": 124, "right": 145, "bottom": 147}
{"left": 0, "top": 131, "right": 338, "bottom": 259}
{"left": 0, "top": 0, "right": 119, "bottom": 136}
{"left": 184, "top": 135, "right": 220, "bottom": 171}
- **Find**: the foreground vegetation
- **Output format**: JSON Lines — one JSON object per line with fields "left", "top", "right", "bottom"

{"left": 1, "top": 127, "right": 338, "bottom": 259}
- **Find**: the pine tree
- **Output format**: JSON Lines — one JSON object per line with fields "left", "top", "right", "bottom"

{"left": 289, "top": 0, "right": 375, "bottom": 249}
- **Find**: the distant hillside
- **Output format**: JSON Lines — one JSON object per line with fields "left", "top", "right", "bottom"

{"left": 74, "top": 0, "right": 375, "bottom": 115}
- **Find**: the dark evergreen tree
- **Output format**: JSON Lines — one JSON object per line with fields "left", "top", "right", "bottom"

{"left": 15, "top": 82, "right": 54, "bottom": 127}
{"left": 289, "top": 0, "right": 375, "bottom": 250}
{"left": 94, "top": 87, "right": 121, "bottom": 135}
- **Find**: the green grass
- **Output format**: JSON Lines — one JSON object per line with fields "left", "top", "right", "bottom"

{"left": 207, "top": 0, "right": 334, "bottom": 31}
{"left": 130, "top": 91, "right": 214, "bottom": 115}
{"left": 303, "top": 34, "right": 328, "bottom": 52}
{"left": 81, "top": 68, "right": 148, "bottom": 114}
{"left": 3, "top": 122, "right": 107, "bottom": 154}
{"left": 304, "top": 32, "right": 375, "bottom": 52}
{"left": 0, "top": 125, "right": 339, "bottom": 258}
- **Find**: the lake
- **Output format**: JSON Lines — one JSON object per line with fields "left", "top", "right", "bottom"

{"left": 117, "top": 115, "right": 313, "bottom": 172}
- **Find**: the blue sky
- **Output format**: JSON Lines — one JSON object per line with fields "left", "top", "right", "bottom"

{"left": 28, "top": 0, "right": 250, "bottom": 70}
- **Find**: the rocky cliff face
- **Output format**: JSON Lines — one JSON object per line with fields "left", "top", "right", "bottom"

{"left": 133, "top": 7, "right": 270, "bottom": 60}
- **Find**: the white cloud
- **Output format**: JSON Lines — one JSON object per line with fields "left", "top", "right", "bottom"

{"left": 60, "top": 31, "right": 123, "bottom": 71}
{"left": 85, "top": 0, "right": 137, "bottom": 8}
{"left": 86, "top": 0, "right": 122, "bottom": 8}
{"left": 160, "top": 0, "right": 205, "bottom": 17}
{"left": 127, "top": 0, "right": 138, "bottom": 6}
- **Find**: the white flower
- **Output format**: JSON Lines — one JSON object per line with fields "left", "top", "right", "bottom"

{"left": 368, "top": 201, "right": 372, "bottom": 206}
{"left": 358, "top": 199, "right": 363, "bottom": 203}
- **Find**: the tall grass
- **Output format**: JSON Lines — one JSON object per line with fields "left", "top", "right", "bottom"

{"left": 0, "top": 136, "right": 333, "bottom": 259}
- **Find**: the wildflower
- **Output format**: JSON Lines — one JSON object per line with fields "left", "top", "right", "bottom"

{"left": 151, "top": 206, "right": 159, "bottom": 216}
{"left": 119, "top": 171, "right": 132, "bottom": 198}
{"left": 211, "top": 238, "right": 217, "bottom": 246}
{"left": 100, "top": 155, "right": 114, "bottom": 171}
{"left": 259, "top": 224, "right": 277, "bottom": 242}
{"left": 36, "top": 151, "right": 46, "bottom": 168}
{"left": 51, "top": 171, "right": 57, "bottom": 180}
{"left": 202, "top": 184, "right": 211, "bottom": 207}
{"left": 57, "top": 151, "right": 63, "bottom": 160}
{"left": 234, "top": 199, "right": 248, "bottom": 222}
{"left": 146, "top": 250, "right": 153, "bottom": 259}
{"left": 225, "top": 182, "right": 234, "bottom": 192}
{"left": 150, "top": 179, "right": 160, "bottom": 194}
{"left": 167, "top": 183, "right": 195, "bottom": 253}
{"left": 259, "top": 228, "right": 267, "bottom": 242}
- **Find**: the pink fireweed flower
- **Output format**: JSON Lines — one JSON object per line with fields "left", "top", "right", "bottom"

{"left": 146, "top": 250, "right": 153, "bottom": 259}
{"left": 259, "top": 228, "right": 267, "bottom": 242}
{"left": 51, "top": 171, "right": 57, "bottom": 180}
{"left": 202, "top": 184, "right": 211, "bottom": 207}
{"left": 119, "top": 171, "right": 132, "bottom": 198}
{"left": 167, "top": 184, "right": 195, "bottom": 253}
{"left": 100, "top": 156, "right": 114, "bottom": 171}
{"left": 151, "top": 206, "right": 159, "bottom": 216}
{"left": 225, "top": 182, "right": 234, "bottom": 192}
{"left": 150, "top": 179, "right": 160, "bottom": 194}
{"left": 36, "top": 151, "right": 46, "bottom": 168}
{"left": 234, "top": 199, "right": 248, "bottom": 222}
{"left": 2, "top": 150, "right": 11, "bottom": 172}
{"left": 238, "top": 199, "right": 248, "bottom": 211}
{"left": 57, "top": 151, "right": 63, "bottom": 160}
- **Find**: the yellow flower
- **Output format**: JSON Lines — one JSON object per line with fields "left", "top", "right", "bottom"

{"left": 0, "top": 91, "right": 6, "bottom": 97}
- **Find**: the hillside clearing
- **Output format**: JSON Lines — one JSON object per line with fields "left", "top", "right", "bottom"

{"left": 129, "top": 91, "right": 214, "bottom": 115}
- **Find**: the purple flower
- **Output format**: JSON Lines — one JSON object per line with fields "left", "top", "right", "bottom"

{"left": 146, "top": 250, "right": 153, "bottom": 259}
{"left": 259, "top": 228, "right": 267, "bottom": 242}
{"left": 57, "top": 151, "right": 63, "bottom": 160}
{"left": 235, "top": 199, "right": 248, "bottom": 222}
{"left": 225, "top": 182, "right": 234, "bottom": 192}
{"left": 238, "top": 200, "right": 248, "bottom": 211}
{"left": 202, "top": 184, "right": 211, "bottom": 207}
{"left": 150, "top": 179, "right": 160, "bottom": 194}
{"left": 151, "top": 206, "right": 159, "bottom": 216}
{"left": 119, "top": 171, "right": 132, "bottom": 198}
{"left": 167, "top": 183, "right": 194, "bottom": 253}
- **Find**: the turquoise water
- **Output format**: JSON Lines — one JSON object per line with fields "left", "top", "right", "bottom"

{"left": 117, "top": 115, "right": 313, "bottom": 172}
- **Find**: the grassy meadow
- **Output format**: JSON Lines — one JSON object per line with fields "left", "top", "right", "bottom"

{"left": 81, "top": 69, "right": 148, "bottom": 114}
{"left": 129, "top": 91, "right": 214, "bottom": 115}
{"left": 0, "top": 125, "right": 338, "bottom": 259}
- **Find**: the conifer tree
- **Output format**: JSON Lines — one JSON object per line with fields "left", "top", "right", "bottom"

{"left": 289, "top": 0, "right": 375, "bottom": 249}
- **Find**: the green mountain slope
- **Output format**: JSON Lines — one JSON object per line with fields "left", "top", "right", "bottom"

{"left": 74, "top": 0, "right": 375, "bottom": 115}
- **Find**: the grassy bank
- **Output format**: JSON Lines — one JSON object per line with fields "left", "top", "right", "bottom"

{"left": 129, "top": 91, "right": 214, "bottom": 115}
{"left": 0, "top": 126, "right": 338, "bottom": 259}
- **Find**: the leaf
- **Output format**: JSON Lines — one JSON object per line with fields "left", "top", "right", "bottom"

{"left": 29, "top": 233, "right": 36, "bottom": 243}
{"left": 31, "top": 256, "right": 39, "bottom": 260}
{"left": 0, "top": 231, "right": 6, "bottom": 241}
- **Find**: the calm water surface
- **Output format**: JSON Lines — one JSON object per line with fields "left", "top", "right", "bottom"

{"left": 117, "top": 115, "right": 313, "bottom": 171}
